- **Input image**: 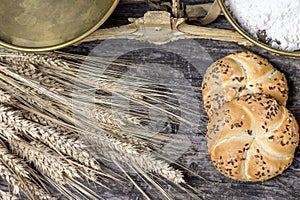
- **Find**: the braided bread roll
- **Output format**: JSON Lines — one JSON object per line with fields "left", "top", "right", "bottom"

{"left": 202, "top": 52, "right": 288, "bottom": 118}
{"left": 207, "top": 94, "right": 299, "bottom": 182}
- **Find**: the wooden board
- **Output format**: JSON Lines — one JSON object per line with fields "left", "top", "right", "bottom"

{"left": 82, "top": 1, "right": 299, "bottom": 199}
{"left": 1, "top": 1, "right": 299, "bottom": 199}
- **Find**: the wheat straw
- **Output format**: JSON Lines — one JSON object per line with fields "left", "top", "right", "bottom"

{"left": 1, "top": 51, "right": 202, "bottom": 125}
{"left": 1, "top": 61, "right": 185, "bottom": 183}
{"left": 0, "top": 50, "right": 195, "bottom": 198}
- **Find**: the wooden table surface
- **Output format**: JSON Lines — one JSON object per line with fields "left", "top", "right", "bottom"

{"left": 1, "top": 1, "right": 299, "bottom": 199}
{"left": 64, "top": 1, "right": 300, "bottom": 199}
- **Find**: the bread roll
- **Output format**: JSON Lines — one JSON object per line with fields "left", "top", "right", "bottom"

{"left": 207, "top": 94, "right": 299, "bottom": 182}
{"left": 202, "top": 52, "right": 288, "bottom": 118}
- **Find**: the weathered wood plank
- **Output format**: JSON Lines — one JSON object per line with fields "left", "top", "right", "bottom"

{"left": 1, "top": 1, "right": 299, "bottom": 199}
{"left": 62, "top": 1, "right": 300, "bottom": 199}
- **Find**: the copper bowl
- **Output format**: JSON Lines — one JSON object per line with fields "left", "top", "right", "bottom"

{"left": 217, "top": 0, "right": 300, "bottom": 57}
{"left": 0, "top": 0, "right": 119, "bottom": 52}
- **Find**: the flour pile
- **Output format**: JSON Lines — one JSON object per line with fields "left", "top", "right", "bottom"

{"left": 225, "top": 0, "right": 300, "bottom": 51}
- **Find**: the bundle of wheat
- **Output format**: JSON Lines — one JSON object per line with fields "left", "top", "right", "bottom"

{"left": 0, "top": 49, "right": 205, "bottom": 199}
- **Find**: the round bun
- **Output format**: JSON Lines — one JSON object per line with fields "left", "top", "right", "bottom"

{"left": 202, "top": 52, "right": 288, "bottom": 118}
{"left": 206, "top": 94, "right": 299, "bottom": 182}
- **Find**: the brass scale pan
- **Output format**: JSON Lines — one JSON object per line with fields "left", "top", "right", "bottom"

{"left": 0, "top": 0, "right": 119, "bottom": 52}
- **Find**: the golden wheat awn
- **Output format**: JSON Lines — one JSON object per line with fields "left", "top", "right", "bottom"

{"left": 0, "top": 50, "right": 205, "bottom": 199}
{"left": 0, "top": 62, "right": 172, "bottom": 146}
{"left": 1, "top": 49, "right": 201, "bottom": 124}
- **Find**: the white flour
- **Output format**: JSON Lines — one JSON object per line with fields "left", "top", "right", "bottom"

{"left": 225, "top": 0, "right": 300, "bottom": 51}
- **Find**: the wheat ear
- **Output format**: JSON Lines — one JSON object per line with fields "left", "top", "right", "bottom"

{"left": 93, "top": 107, "right": 142, "bottom": 128}
{"left": 0, "top": 89, "right": 11, "bottom": 104}
{"left": 2, "top": 52, "right": 199, "bottom": 126}
{"left": 0, "top": 190, "right": 19, "bottom": 200}
{"left": 0, "top": 50, "right": 70, "bottom": 69}
{"left": 0, "top": 141, "right": 30, "bottom": 180}
{"left": 8, "top": 63, "right": 65, "bottom": 94}
{"left": 0, "top": 162, "right": 22, "bottom": 195}
{"left": 1, "top": 57, "right": 181, "bottom": 143}
{"left": 87, "top": 130, "right": 184, "bottom": 184}
{"left": 1, "top": 67, "right": 157, "bottom": 156}
{"left": 0, "top": 52, "right": 186, "bottom": 190}
{"left": 25, "top": 182, "right": 58, "bottom": 200}
{"left": 21, "top": 111, "right": 68, "bottom": 133}
{"left": 0, "top": 68, "right": 161, "bottom": 154}
{"left": 10, "top": 137, "right": 80, "bottom": 185}
{"left": 0, "top": 105, "right": 101, "bottom": 171}
{"left": 0, "top": 138, "right": 57, "bottom": 200}
{"left": 2, "top": 100, "right": 182, "bottom": 183}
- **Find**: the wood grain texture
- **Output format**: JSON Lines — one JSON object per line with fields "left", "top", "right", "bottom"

{"left": 62, "top": 1, "right": 300, "bottom": 199}
{"left": 1, "top": 1, "right": 299, "bottom": 199}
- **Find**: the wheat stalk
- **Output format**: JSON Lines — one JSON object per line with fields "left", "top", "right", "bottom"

{"left": 1, "top": 51, "right": 201, "bottom": 125}
{"left": 1, "top": 56, "right": 185, "bottom": 182}
{"left": 0, "top": 51, "right": 194, "bottom": 198}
